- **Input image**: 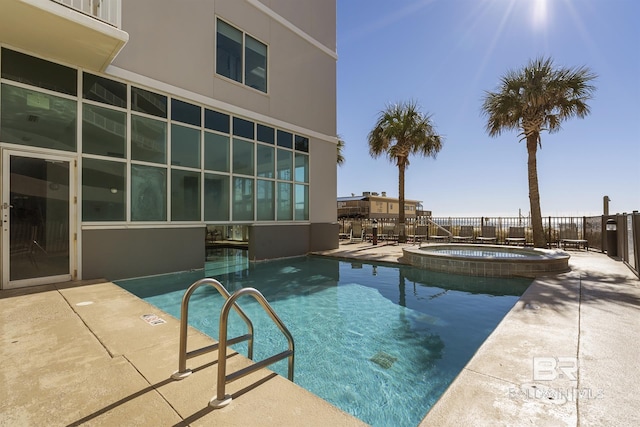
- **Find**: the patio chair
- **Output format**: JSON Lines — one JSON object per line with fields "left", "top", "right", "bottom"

{"left": 559, "top": 223, "right": 589, "bottom": 251}
{"left": 452, "top": 225, "right": 475, "bottom": 243}
{"left": 505, "top": 226, "right": 526, "bottom": 246}
{"left": 431, "top": 225, "right": 451, "bottom": 242}
{"left": 349, "top": 221, "right": 364, "bottom": 243}
{"left": 476, "top": 225, "right": 497, "bottom": 244}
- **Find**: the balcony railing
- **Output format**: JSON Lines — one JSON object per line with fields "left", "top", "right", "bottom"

{"left": 52, "top": 0, "right": 121, "bottom": 28}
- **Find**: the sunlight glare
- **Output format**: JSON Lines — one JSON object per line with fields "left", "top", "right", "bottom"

{"left": 532, "top": 0, "right": 548, "bottom": 30}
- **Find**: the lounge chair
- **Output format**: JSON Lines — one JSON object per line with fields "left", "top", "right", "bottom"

{"left": 431, "top": 225, "right": 451, "bottom": 242}
{"left": 452, "top": 225, "right": 474, "bottom": 243}
{"left": 505, "top": 226, "right": 526, "bottom": 246}
{"left": 349, "top": 221, "right": 364, "bottom": 243}
{"left": 408, "top": 225, "right": 428, "bottom": 243}
{"left": 559, "top": 223, "right": 588, "bottom": 251}
{"left": 476, "top": 225, "right": 497, "bottom": 244}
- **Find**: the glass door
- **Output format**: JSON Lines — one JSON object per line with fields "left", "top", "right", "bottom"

{"left": 1, "top": 150, "right": 75, "bottom": 289}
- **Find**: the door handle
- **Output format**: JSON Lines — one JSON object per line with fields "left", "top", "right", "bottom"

{"left": 1, "top": 202, "right": 13, "bottom": 210}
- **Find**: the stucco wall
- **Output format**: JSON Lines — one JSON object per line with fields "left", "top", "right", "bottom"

{"left": 113, "top": 0, "right": 336, "bottom": 137}
{"left": 82, "top": 227, "right": 205, "bottom": 280}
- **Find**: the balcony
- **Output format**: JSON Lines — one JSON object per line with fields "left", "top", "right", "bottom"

{"left": 0, "top": 0, "right": 128, "bottom": 71}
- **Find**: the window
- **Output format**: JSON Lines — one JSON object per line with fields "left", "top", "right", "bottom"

{"left": 233, "top": 138, "right": 254, "bottom": 176}
{"left": 233, "top": 117, "right": 254, "bottom": 139}
{"left": 171, "top": 124, "right": 200, "bottom": 168}
{"left": 1, "top": 84, "right": 76, "bottom": 152}
{"left": 131, "top": 86, "right": 167, "bottom": 118}
{"left": 257, "top": 144, "right": 274, "bottom": 178}
{"left": 257, "top": 180, "right": 274, "bottom": 220}
{"left": 295, "top": 153, "right": 309, "bottom": 183}
{"left": 277, "top": 149, "right": 292, "bottom": 180}
{"left": 257, "top": 124, "right": 274, "bottom": 144}
{"left": 82, "top": 158, "right": 126, "bottom": 221}
{"left": 172, "top": 99, "right": 201, "bottom": 126}
{"left": 205, "top": 173, "right": 230, "bottom": 221}
{"left": 277, "top": 130, "right": 293, "bottom": 149}
{"left": 216, "top": 19, "right": 267, "bottom": 93}
{"left": 205, "top": 109, "right": 230, "bottom": 133}
{"left": 82, "top": 103, "right": 126, "bottom": 158}
{"left": 131, "top": 115, "right": 167, "bottom": 164}
{"left": 131, "top": 164, "right": 166, "bottom": 221}
{"left": 233, "top": 177, "right": 254, "bottom": 221}
{"left": 295, "top": 184, "right": 309, "bottom": 221}
{"left": 204, "top": 132, "right": 229, "bottom": 172}
{"left": 171, "top": 169, "right": 200, "bottom": 221}
{"left": 83, "top": 73, "right": 126, "bottom": 108}
{"left": 1, "top": 48, "right": 77, "bottom": 95}
{"left": 277, "top": 182, "right": 293, "bottom": 221}
{"left": 295, "top": 135, "right": 309, "bottom": 152}
{"left": 245, "top": 36, "right": 267, "bottom": 92}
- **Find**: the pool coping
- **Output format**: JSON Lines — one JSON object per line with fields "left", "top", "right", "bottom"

{"left": 402, "top": 243, "right": 571, "bottom": 278}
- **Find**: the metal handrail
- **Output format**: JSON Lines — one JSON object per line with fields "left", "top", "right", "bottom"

{"left": 171, "top": 278, "right": 254, "bottom": 380}
{"left": 210, "top": 287, "right": 295, "bottom": 408}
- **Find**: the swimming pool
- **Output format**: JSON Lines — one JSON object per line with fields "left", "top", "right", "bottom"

{"left": 403, "top": 244, "right": 570, "bottom": 278}
{"left": 117, "top": 253, "right": 531, "bottom": 427}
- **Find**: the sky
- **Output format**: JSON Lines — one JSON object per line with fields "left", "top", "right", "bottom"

{"left": 336, "top": 0, "right": 640, "bottom": 217}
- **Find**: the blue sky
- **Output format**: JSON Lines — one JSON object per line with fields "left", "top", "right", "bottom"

{"left": 336, "top": 0, "right": 640, "bottom": 217}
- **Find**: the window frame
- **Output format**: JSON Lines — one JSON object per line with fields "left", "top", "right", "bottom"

{"left": 215, "top": 17, "right": 268, "bottom": 94}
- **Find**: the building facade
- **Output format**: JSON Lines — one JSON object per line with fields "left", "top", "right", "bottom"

{"left": 0, "top": 0, "right": 338, "bottom": 289}
{"left": 337, "top": 192, "right": 423, "bottom": 220}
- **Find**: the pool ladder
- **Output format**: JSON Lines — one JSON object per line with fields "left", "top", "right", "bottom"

{"left": 171, "top": 278, "right": 295, "bottom": 408}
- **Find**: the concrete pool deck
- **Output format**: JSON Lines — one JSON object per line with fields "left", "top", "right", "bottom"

{"left": 1, "top": 242, "right": 639, "bottom": 426}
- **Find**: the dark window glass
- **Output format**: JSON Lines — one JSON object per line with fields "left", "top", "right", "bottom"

{"left": 233, "top": 117, "right": 254, "bottom": 139}
{"left": 82, "top": 73, "right": 126, "bottom": 108}
{"left": 82, "top": 158, "right": 126, "bottom": 221}
{"left": 245, "top": 35, "right": 267, "bottom": 92}
{"left": 1, "top": 84, "right": 76, "bottom": 152}
{"left": 257, "top": 124, "right": 275, "bottom": 144}
{"left": 216, "top": 20, "right": 242, "bottom": 83}
{"left": 82, "top": 103, "right": 126, "bottom": 158}
{"left": 1, "top": 49, "right": 77, "bottom": 95}
{"left": 233, "top": 138, "right": 254, "bottom": 176}
{"left": 232, "top": 177, "right": 254, "bottom": 221}
{"left": 205, "top": 109, "right": 230, "bottom": 133}
{"left": 171, "top": 124, "right": 200, "bottom": 168}
{"left": 256, "top": 180, "right": 274, "bottom": 220}
{"left": 131, "top": 86, "right": 167, "bottom": 118}
{"left": 131, "top": 115, "right": 167, "bottom": 164}
{"left": 204, "top": 173, "right": 230, "bottom": 221}
{"left": 171, "top": 169, "right": 200, "bottom": 221}
{"left": 171, "top": 98, "right": 201, "bottom": 126}
{"left": 277, "top": 130, "right": 293, "bottom": 148}
{"left": 204, "top": 132, "right": 229, "bottom": 172}
{"left": 295, "top": 135, "right": 309, "bottom": 152}
{"left": 131, "top": 165, "right": 167, "bottom": 221}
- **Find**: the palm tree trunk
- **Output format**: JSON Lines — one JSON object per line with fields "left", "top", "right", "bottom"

{"left": 526, "top": 136, "right": 546, "bottom": 247}
{"left": 398, "top": 163, "right": 406, "bottom": 243}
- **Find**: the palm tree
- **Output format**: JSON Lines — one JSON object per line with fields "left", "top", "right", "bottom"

{"left": 337, "top": 135, "right": 345, "bottom": 166}
{"left": 368, "top": 101, "right": 443, "bottom": 243}
{"left": 481, "top": 57, "right": 596, "bottom": 247}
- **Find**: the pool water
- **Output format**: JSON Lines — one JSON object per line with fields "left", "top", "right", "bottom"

{"left": 424, "top": 247, "right": 530, "bottom": 258}
{"left": 117, "top": 253, "right": 531, "bottom": 427}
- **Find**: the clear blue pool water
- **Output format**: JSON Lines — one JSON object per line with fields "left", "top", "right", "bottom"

{"left": 116, "top": 250, "right": 531, "bottom": 427}
{"left": 423, "top": 247, "right": 531, "bottom": 258}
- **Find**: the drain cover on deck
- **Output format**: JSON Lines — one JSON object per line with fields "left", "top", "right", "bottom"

{"left": 141, "top": 313, "right": 166, "bottom": 326}
{"left": 370, "top": 351, "right": 397, "bottom": 369}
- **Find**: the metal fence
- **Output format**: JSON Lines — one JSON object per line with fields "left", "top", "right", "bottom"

{"left": 338, "top": 213, "right": 640, "bottom": 278}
